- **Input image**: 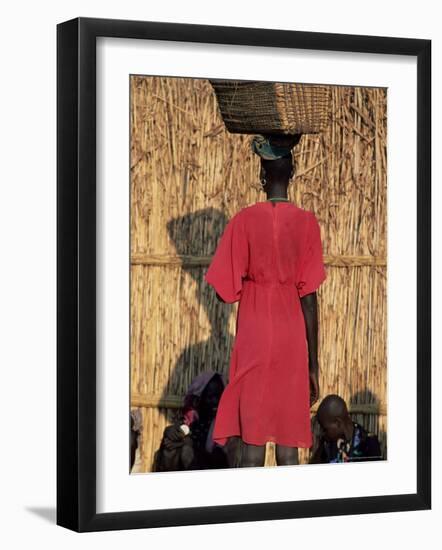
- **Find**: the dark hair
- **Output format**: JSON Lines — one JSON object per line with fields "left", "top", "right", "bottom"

{"left": 261, "top": 153, "right": 293, "bottom": 181}
{"left": 317, "top": 394, "right": 349, "bottom": 421}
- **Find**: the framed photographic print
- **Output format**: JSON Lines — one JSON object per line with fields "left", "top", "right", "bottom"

{"left": 57, "top": 17, "right": 431, "bottom": 532}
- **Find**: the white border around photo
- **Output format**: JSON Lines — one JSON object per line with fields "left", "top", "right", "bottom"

{"left": 96, "top": 37, "right": 417, "bottom": 514}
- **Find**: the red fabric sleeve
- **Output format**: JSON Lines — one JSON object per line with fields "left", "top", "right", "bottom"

{"left": 204, "top": 212, "right": 249, "bottom": 304}
{"left": 296, "top": 212, "right": 327, "bottom": 298}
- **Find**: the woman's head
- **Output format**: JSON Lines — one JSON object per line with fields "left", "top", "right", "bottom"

{"left": 252, "top": 133, "right": 301, "bottom": 190}
{"left": 199, "top": 373, "right": 224, "bottom": 416}
{"left": 260, "top": 153, "right": 294, "bottom": 187}
{"left": 182, "top": 371, "right": 225, "bottom": 422}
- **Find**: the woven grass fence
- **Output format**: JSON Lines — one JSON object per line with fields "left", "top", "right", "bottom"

{"left": 130, "top": 76, "right": 387, "bottom": 472}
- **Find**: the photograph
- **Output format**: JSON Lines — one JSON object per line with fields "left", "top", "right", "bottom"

{"left": 0, "top": 0, "right": 435, "bottom": 541}
{"left": 129, "top": 76, "right": 387, "bottom": 474}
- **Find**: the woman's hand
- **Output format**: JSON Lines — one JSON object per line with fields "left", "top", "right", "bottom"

{"left": 162, "top": 424, "right": 187, "bottom": 450}
{"left": 309, "top": 369, "right": 320, "bottom": 407}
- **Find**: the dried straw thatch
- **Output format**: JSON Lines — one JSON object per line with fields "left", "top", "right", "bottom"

{"left": 130, "top": 76, "right": 387, "bottom": 472}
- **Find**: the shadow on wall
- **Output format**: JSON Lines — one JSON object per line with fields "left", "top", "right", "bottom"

{"left": 132, "top": 208, "right": 238, "bottom": 472}
{"left": 163, "top": 208, "right": 234, "bottom": 404}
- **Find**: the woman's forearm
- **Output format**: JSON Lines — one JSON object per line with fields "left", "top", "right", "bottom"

{"left": 300, "top": 291, "right": 319, "bottom": 371}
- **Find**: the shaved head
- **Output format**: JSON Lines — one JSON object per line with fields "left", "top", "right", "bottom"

{"left": 316, "top": 395, "right": 353, "bottom": 441}
{"left": 317, "top": 395, "right": 348, "bottom": 422}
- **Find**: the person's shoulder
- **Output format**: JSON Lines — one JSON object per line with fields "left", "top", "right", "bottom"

{"left": 223, "top": 207, "right": 250, "bottom": 235}
{"left": 228, "top": 207, "right": 249, "bottom": 225}
{"left": 240, "top": 202, "right": 263, "bottom": 214}
{"left": 296, "top": 206, "right": 318, "bottom": 220}
{"left": 232, "top": 203, "right": 261, "bottom": 223}
{"left": 289, "top": 205, "right": 319, "bottom": 227}
{"left": 365, "top": 430, "right": 381, "bottom": 448}
{"left": 356, "top": 423, "right": 383, "bottom": 458}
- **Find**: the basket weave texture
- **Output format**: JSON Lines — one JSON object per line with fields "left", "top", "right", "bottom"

{"left": 209, "top": 79, "right": 331, "bottom": 135}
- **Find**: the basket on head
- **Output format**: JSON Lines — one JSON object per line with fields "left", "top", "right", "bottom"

{"left": 209, "top": 79, "right": 331, "bottom": 135}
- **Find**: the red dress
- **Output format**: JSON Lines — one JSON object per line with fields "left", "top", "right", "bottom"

{"left": 204, "top": 201, "right": 327, "bottom": 448}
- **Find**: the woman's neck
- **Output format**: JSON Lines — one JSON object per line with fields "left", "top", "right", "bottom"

{"left": 265, "top": 182, "right": 289, "bottom": 199}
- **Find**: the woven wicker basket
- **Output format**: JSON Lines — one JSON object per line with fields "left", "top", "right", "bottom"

{"left": 209, "top": 79, "right": 331, "bottom": 135}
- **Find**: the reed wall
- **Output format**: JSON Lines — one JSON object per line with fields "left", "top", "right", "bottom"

{"left": 130, "top": 76, "right": 387, "bottom": 472}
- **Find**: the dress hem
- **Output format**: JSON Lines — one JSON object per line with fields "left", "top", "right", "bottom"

{"left": 213, "top": 433, "right": 313, "bottom": 449}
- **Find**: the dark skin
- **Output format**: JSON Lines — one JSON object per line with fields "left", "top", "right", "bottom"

{"left": 316, "top": 395, "right": 354, "bottom": 442}
{"left": 215, "top": 136, "right": 320, "bottom": 467}
{"left": 300, "top": 292, "right": 320, "bottom": 408}
{"left": 310, "top": 395, "right": 354, "bottom": 463}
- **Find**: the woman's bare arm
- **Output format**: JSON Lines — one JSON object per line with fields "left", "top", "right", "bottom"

{"left": 300, "top": 291, "right": 319, "bottom": 368}
{"left": 300, "top": 291, "right": 320, "bottom": 406}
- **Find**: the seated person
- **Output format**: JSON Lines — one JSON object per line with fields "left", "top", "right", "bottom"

{"left": 153, "top": 371, "right": 241, "bottom": 471}
{"left": 310, "top": 394, "right": 383, "bottom": 464}
{"left": 130, "top": 408, "right": 142, "bottom": 471}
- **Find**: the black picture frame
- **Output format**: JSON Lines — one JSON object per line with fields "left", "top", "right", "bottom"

{"left": 57, "top": 17, "right": 431, "bottom": 532}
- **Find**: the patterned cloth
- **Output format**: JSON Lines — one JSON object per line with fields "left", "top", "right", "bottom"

{"left": 250, "top": 134, "right": 295, "bottom": 160}
{"left": 316, "top": 422, "right": 383, "bottom": 463}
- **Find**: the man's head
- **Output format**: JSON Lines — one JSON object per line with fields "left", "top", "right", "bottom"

{"left": 316, "top": 394, "right": 352, "bottom": 441}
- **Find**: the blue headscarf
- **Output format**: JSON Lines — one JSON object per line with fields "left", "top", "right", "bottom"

{"left": 250, "top": 134, "right": 295, "bottom": 160}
